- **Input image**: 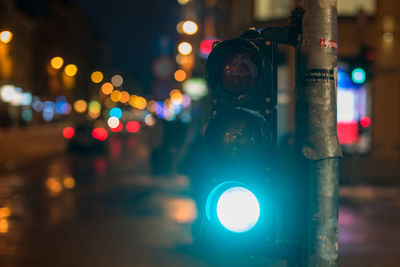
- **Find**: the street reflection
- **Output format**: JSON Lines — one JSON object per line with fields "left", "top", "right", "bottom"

{"left": 165, "top": 198, "right": 197, "bottom": 223}
{"left": 45, "top": 177, "right": 63, "bottom": 196}
{"left": 0, "top": 206, "right": 10, "bottom": 234}
{"left": 1, "top": 133, "right": 399, "bottom": 266}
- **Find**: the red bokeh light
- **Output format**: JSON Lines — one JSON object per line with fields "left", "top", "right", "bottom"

{"left": 126, "top": 121, "right": 140, "bottom": 133}
{"left": 92, "top": 128, "right": 108, "bottom": 141}
{"left": 63, "top": 127, "right": 75, "bottom": 139}
{"left": 110, "top": 121, "right": 123, "bottom": 132}
{"left": 360, "top": 116, "right": 371, "bottom": 128}
{"left": 200, "top": 38, "right": 218, "bottom": 56}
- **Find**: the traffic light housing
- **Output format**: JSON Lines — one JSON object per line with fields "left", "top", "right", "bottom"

{"left": 202, "top": 29, "right": 277, "bottom": 243}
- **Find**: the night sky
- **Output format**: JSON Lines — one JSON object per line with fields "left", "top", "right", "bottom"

{"left": 75, "top": 0, "right": 180, "bottom": 91}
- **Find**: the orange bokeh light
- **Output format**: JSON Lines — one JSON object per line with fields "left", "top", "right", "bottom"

{"left": 174, "top": 69, "right": 187, "bottom": 82}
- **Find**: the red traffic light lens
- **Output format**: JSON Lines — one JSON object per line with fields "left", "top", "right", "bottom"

{"left": 206, "top": 39, "right": 263, "bottom": 95}
{"left": 220, "top": 52, "right": 259, "bottom": 94}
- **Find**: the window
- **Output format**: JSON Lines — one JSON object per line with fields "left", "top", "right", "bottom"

{"left": 254, "top": 0, "right": 291, "bottom": 21}
{"left": 338, "top": 0, "right": 376, "bottom": 16}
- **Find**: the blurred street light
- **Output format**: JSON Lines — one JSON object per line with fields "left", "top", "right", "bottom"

{"left": 177, "top": 0, "right": 191, "bottom": 5}
{"left": 64, "top": 64, "right": 78, "bottom": 77}
{"left": 91, "top": 71, "right": 104, "bottom": 83}
{"left": 120, "top": 91, "right": 130, "bottom": 103}
{"left": 129, "top": 95, "right": 147, "bottom": 109}
{"left": 178, "top": 42, "right": 192, "bottom": 55}
{"left": 174, "top": 69, "right": 187, "bottom": 82}
{"left": 50, "top": 57, "right": 64, "bottom": 70}
{"left": 182, "top": 21, "right": 198, "bottom": 35}
{"left": 110, "top": 90, "right": 122, "bottom": 102}
{"left": 0, "top": 31, "right": 13, "bottom": 44}
{"left": 101, "top": 82, "right": 114, "bottom": 95}
{"left": 73, "top": 99, "right": 87, "bottom": 113}
{"left": 111, "top": 75, "right": 123, "bottom": 87}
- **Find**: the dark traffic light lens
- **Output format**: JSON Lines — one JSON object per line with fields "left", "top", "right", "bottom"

{"left": 220, "top": 52, "right": 259, "bottom": 94}
{"left": 206, "top": 110, "right": 264, "bottom": 163}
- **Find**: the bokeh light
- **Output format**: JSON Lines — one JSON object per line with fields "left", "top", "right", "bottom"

{"left": 176, "top": 21, "right": 184, "bottom": 34}
{"left": 91, "top": 71, "right": 104, "bottom": 83}
{"left": 64, "top": 64, "right": 78, "bottom": 77}
{"left": 182, "top": 78, "right": 208, "bottom": 100}
{"left": 110, "top": 90, "right": 122, "bottom": 102}
{"left": 110, "top": 121, "right": 123, "bottom": 132}
{"left": 63, "top": 127, "right": 75, "bottom": 139}
{"left": 120, "top": 91, "right": 130, "bottom": 103}
{"left": 50, "top": 57, "right": 64, "bottom": 70}
{"left": 111, "top": 75, "right": 123, "bottom": 87}
{"left": 20, "top": 92, "right": 32, "bottom": 106}
{"left": 46, "top": 177, "right": 63, "bottom": 196}
{"left": 177, "top": 0, "right": 191, "bottom": 5}
{"left": 360, "top": 116, "right": 371, "bottom": 128}
{"left": 0, "top": 85, "right": 15, "bottom": 102}
{"left": 199, "top": 37, "right": 218, "bottom": 58}
{"left": 178, "top": 42, "right": 192, "bottom": 55}
{"left": 101, "top": 82, "right": 114, "bottom": 95}
{"left": 109, "top": 107, "right": 122, "bottom": 119}
{"left": 42, "top": 101, "right": 55, "bottom": 121}
{"left": 32, "top": 97, "right": 43, "bottom": 112}
{"left": 144, "top": 114, "right": 156, "bottom": 127}
{"left": 92, "top": 128, "right": 108, "bottom": 141}
{"left": 126, "top": 121, "right": 140, "bottom": 133}
{"left": 0, "top": 30, "right": 13, "bottom": 44}
{"left": 63, "top": 176, "right": 76, "bottom": 189}
{"left": 182, "top": 21, "right": 198, "bottom": 35}
{"left": 107, "top": 116, "right": 120, "bottom": 128}
{"left": 129, "top": 95, "right": 147, "bottom": 109}
{"left": 88, "top": 100, "right": 101, "bottom": 119}
{"left": 170, "top": 89, "right": 183, "bottom": 105}
{"left": 166, "top": 198, "right": 197, "bottom": 223}
{"left": 73, "top": 99, "right": 87, "bottom": 113}
{"left": 174, "top": 69, "right": 187, "bottom": 82}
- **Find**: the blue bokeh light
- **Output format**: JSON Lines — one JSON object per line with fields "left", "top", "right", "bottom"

{"left": 109, "top": 107, "right": 122, "bottom": 119}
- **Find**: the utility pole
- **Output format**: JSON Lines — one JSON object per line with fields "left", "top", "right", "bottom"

{"left": 294, "top": 0, "right": 342, "bottom": 266}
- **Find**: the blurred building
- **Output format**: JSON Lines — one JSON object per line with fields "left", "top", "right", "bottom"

{"left": 200, "top": 0, "right": 400, "bottom": 181}
{"left": 0, "top": 0, "right": 107, "bottom": 127}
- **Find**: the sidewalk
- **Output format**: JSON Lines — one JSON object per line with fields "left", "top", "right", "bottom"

{"left": 0, "top": 123, "right": 67, "bottom": 171}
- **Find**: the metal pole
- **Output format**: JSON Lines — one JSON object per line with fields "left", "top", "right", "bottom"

{"left": 294, "top": 1, "right": 342, "bottom": 266}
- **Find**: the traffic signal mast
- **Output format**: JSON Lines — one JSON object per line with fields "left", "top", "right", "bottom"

{"left": 202, "top": 8, "right": 305, "bottom": 264}
{"left": 202, "top": 4, "right": 341, "bottom": 266}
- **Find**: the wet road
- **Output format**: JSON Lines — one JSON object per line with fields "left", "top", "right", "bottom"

{"left": 0, "top": 135, "right": 399, "bottom": 266}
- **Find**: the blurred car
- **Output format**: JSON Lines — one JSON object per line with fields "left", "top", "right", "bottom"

{"left": 63, "top": 122, "right": 107, "bottom": 153}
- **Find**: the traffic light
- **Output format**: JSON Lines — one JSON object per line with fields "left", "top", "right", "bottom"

{"left": 347, "top": 46, "right": 374, "bottom": 85}
{"left": 202, "top": 29, "right": 277, "bottom": 243}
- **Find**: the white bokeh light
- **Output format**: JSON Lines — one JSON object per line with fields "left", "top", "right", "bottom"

{"left": 107, "top": 116, "right": 120, "bottom": 128}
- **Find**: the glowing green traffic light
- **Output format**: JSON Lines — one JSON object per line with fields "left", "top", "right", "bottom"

{"left": 351, "top": 68, "right": 366, "bottom": 84}
{"left": 216, "top": 186, "right": 260, "bottom": 233}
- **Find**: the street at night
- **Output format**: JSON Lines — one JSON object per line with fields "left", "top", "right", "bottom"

{"left": 0, "top": 127, "right": 399, "bottom": 266}
{"left": 1, "top": 0, "right": 400, "bottom": 266}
